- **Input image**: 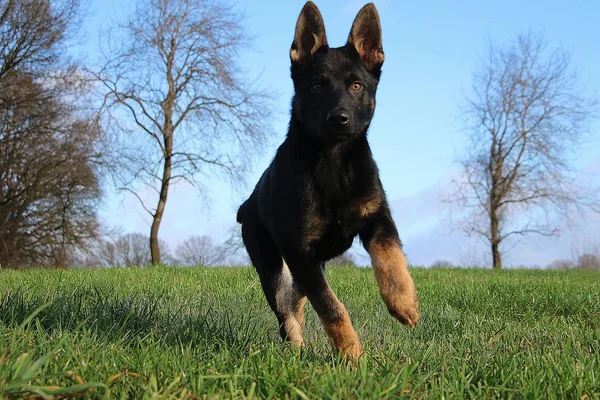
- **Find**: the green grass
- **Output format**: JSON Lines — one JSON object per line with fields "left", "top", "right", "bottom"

{"left": 0, "top": 266, "right": 598, "bottom": 399}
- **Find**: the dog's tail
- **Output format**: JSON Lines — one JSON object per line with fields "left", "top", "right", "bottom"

{"left": 236, "top": 200, "right": 248, "bottom": 224}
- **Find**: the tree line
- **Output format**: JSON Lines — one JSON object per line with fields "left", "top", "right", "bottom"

{"left": 431, "top": 249, "right": 600, "bottom": 270}
{"left": 64, "top": 231, "right": 357, "bottom": 268}
{"left": 1, "top": 0, "right": 597, "bottom": 269}
{"left": 1, "top": 0, "right": 100, "bottom": 268}
{"left": 67, "top": 233, "right": 241, "bottom": 268}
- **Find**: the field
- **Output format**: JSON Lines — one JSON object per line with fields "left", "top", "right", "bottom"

{"left": 0, "top": 266, "right": 598, "bottom": 399}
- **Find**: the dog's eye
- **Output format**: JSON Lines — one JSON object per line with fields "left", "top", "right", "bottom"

{"left": 312, "top": 82, "right": 325, "bottom": 92}
{"left": 350, "top": 81, "right": 364, "bottom": 92}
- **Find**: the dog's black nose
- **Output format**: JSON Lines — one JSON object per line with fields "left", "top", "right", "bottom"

{"left": 326, "top": 109, "right": 350, "bottom": 125}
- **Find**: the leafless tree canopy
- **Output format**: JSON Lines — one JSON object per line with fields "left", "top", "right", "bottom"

{"left": 219, "top": 225, "right": 249, "bottom": 265}
{"left": 77, "top": 233, "right": 174, "bottom": 267}
{"left": 96, "top": 233, "right": 154, "bottom": 267}
{"left": 447, "top": 33, "right": 598, "bottom": 269}
{"left": 326, "top": 253, "right": 356, "bottom": 267}
{"left": 546, "top": 259, "right": 574, "bottom": 270}
{"left": 547, "top": 255, "right": 600, "bottom": 270}
{"left": 92, "top": 0, "right": 273, "bottom": 265}
{"left": 0, "top": 0, "right": 100, "bottom": 269}
{"left": 430, "top": 260, "right": 454, "bottom": 269}
{"left": 176, "top": 235, "right": 223, "bottom": 266}
{"left": 576, "top": 254, "right": 600, "bottom": 270}
{"left": 0, "top": 0, "right": 81, "bottom": 79}
{"left": 96, "top": 233, "right": 174, "bottom": 267}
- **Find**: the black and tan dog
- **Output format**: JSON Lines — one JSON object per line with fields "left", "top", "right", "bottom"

{"left": 237, "top": 1, "right": 419, "bottom": 360}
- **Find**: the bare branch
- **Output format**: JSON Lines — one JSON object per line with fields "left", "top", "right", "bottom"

{"left": 119, "top": 187, "right": 155, "bottom": 217}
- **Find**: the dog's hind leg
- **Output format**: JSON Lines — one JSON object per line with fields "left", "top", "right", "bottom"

{"left": 288, "top": 260, "right": 362, "bottom": 361}
{"left": 274, "top": 260, "right": 307, "bottom": 345}
{"left": 360, "top": 210, "right": 419, "bottom": 327}
{"left": 242, "top": 222, "right": 306, "bottom": 346}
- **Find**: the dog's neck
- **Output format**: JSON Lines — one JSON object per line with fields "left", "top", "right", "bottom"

{"left": 284, "top": 115, "right": 379, "bottom": 207}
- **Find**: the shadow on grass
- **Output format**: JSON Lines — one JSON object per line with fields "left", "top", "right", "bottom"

{"left": 0, "top": 286, "right": 266, "bottom": 351}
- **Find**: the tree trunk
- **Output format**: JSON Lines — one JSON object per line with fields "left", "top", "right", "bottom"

{"left": 491, "top": 240, "right": 501, "bottom": 269}
{"left": 490, "top": 208, "right": 501, "bottom": 269}
{"left": 150, "top": 135, "right": 173, "bottom": 265}
{"left": 150, "top": 44, "right": 178, "bottom": 266}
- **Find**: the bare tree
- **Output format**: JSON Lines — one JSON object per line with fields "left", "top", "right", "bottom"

{"left": 546, "top": 259, "right": 574, "bottom": 270}
{"left": 430, "top": 260, "right": 454, "bottom": 268}
{"left": 0, "top": 0, "right": 100, "bottom": 269}
{"left": 92, "top": 0, "right": 272, "bottom": 264}
{"left": 219, "top": 225, "right": 250, "bottom": 265}
{"left": 176, "top": 235, "right": 223, "bottom": 266}
{"left": 326, "top": 253, "right": 356, "bottom": 267}
{"left": 570, "top": 241, "right": 600, "bottom": 270}
{"left": 0, "top": 80, "right": 101, "bottom": 268}
{"left": 447, "top": 33, "right": 598, "bottom": 269}
{"left": 576, "top": 254, "right": 600, "bottom": 270}
{"left": 85, "top": 233, "right": 174, "bottom": 267}
{"left": 108, "top": 233, "right": 153, "bottom": 267}
{"left": 0, "top": 0, "right": 81, "bottom": 80}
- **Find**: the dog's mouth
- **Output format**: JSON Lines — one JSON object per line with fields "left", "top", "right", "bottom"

{"left": 329, "top": 126, "right": 357, "bottom": 141}
{"left": 333, "top": 132, "right": 353, "bottom": 141}
{"left": 325, "top": 125, "right": 355, "bottom": 141}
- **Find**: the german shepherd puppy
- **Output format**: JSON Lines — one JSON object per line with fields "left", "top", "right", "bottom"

{"left": 237, "top": 1, "right": 419, "bottom": 360}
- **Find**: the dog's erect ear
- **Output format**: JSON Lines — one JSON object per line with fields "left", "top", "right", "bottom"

{"left": 290, "top": 2, "right": 328, "bottom": 65}
{"left": 347, "top": 3, "right": 384, "bottom": 69}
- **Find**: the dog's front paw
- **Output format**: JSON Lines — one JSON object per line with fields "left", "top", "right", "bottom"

{"left": 380, "top": 275, "right": 420, "bottom": 327}
{"left": 385, "top": 293, "right": 419, "bottom": 327}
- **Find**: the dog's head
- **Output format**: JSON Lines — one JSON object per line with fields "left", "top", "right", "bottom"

{"left": 290, "top": 2, "right": 384, "bottom": 144}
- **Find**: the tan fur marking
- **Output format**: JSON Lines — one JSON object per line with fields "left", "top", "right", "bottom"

{"left": 290, "top": 48, "right": 301, "bottom": 63}
{"left": 281, "top": 295, "right": 307, "bottom": 347}
{"left": 354, "top": 40, "right": 385, "bottom": 66}
{"left": 317, "top": 288, "right": 362, "bottom": 361}
{"left": 311, "top": 32, "right": 325, "bottom": 54}
{"left": 358, "top": 196, "right": 382, "bottom": 218}
{"left": 276, "top": 261, "right": 307, "bottom": 346}
{"left": 282, "top": 316, "right": 303, "bottom": 346}
{"left": 301, "top": 215, "right": 326, "bottom": 251}
{"left": 348, "top": 4, "right": 385, "bottom": 68}
{"left": 369, "top": 241, "right": 419, "bottom": 326}
{"left": 294, "top": 296, "right": 307, "bottom": 326}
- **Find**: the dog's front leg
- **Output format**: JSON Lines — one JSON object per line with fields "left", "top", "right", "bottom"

{"left": 360, "top": 213, "right": 419, "bottom": 327}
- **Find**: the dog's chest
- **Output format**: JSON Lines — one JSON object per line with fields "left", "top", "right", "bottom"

{"left": 300, "top": 164, "right": 381, "bottom": 255}
{"left": 300, "top": 197, "right": 379, "bottom": 258}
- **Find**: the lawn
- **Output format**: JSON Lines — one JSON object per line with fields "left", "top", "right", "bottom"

{"left": 0, "top": 266, "right": 598, "bottom": 399}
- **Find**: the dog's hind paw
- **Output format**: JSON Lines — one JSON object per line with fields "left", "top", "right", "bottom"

{"left": 339, "top": 341, "right": 362, "bottom": 362}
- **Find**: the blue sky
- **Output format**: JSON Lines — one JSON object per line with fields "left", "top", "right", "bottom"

{"left": 83, "top": 0, "right": 600, "bottom": 267}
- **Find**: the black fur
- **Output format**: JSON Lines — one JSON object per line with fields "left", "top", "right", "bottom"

{"left": 237, "top": 2, "right": 413, "bottom": 351}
